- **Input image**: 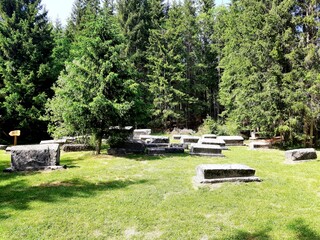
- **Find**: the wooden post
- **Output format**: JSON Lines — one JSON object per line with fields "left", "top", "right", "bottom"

{"left": 9, "top": 130, "right": 20, "bottom": 146}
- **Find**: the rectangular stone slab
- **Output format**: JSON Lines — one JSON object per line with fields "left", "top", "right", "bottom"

{"left": 180, "top": 136, "right": 201, "bottom": 144}
{"left": 217, "top": 136, "right": 244, "bottom": 146}
{"left": 196, "top": 164, "right": 256, "bottom": 179}
{"left": 190, "top": 144, "right": 224, "bottom": 157}
{"left": 202, "top": 134, "right": 217, "bottom": 139}
{"left": 10, "top": 144, "right": 60, "bottom": 171}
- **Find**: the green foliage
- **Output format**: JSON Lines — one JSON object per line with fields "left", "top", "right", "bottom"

{"left": 46, "top": 8, "right": 142, "bottom": 153}
{"left": 197, "top": 115, "right": 218, "bottom": 135}
{"left": 0, "top": 0, "right": 54, "bottom": 143}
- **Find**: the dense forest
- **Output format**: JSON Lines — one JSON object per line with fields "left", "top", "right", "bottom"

{"left": 0, "top": 0, "right": 319, "bottom": 148}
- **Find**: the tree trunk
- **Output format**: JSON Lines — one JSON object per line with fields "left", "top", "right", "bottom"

{"left": 95, "top": 135, "right": 102, "bottom": 155}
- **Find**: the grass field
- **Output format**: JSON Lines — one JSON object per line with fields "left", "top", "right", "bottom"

{"left": 0, "top": 147, "right": 320, "bottom": 239}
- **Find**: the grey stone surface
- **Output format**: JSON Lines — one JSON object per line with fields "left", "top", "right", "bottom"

{"left": 10, "top": 144, "right": 60, "bottom": 171}
{"left": 249, "top": 141, "right": 271, "bottom": 150}
{"left": 62, "top": 144, "right": 94, "bottom": 152}
{"left": 146, "top": 148, "right": 166, "bottom": 155}
{"left": 133, "top": 129, "right": 152, "bottom": 139}
{"left": 140, "top": 135, "right": 169, "bottom": 143}
{"left": 180, "top": 136, "right": 201, "bottom": 144}
{"left": 121, "top": 139, "right": 146, "bottom": 154}
{"left": 146, "top": 143, "right": 170, "bottom": 148}
{"left": 190, "top": 144, "right": 224, "bottom": 157}
{"left": 0, "top": 145, "right": 7, "bottom": 150}
{"left": 165, "top": 147, "right": 184, "bottom": 154}
{"left": 285, "top": 148, "right": 317, "bottom": 161}
{"left": 216, "top": 136, "right": 244, "bottom": 146}
{"left": 198, "top": 138, "right": 227, "bottom": 149}
{"left": 40, "top": 139, "right": 67, "bottom": 146}
{"left": 202, "top": 134, "right": 217, "bottom": 139}
{"left": 194, "top": 164, "right": 261, "bottom": 184}
{"left": 170, "top": 143, "right": 184, "bottom": 148}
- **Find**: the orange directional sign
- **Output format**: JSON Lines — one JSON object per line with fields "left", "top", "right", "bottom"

{"left": 9, "top": 130, "right": 21, "bottom": 137}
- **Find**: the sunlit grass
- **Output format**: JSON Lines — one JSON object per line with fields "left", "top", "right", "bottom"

{"left": 0, "top": 147, "right": 319, "bottom": 239}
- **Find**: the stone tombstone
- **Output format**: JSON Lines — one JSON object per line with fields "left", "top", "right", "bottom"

{"left": 195, "top": 164, "right": 261, "bottom": 184}
{"left": 62, "top": 144, "right": 94, "bottom": 152}
{"left": 133, "top": 129, "right": 152, "bottom": 139}
{"left": 40, "top": 139, "right": 67, "bottom": 146}
{"left": 190, "top": 144, "right": 224, "bottom": 157}
{"left": 108, "top": 139, "right": 146, "bottom": 155}
{"left": 285, "top": 148, "right": 317, "bottom": 161}
{"left": 9, "top": 144, "right": 61, "bottom": 171}
{"left": 249, "top": 141, "right": 271, "bottom": 150}
{"left": 139, "top": 135, "right": 169, "bottom": 144}
{"left": 216, "top": 136, "right": 244, "bottom": 146}
{"left": 202, "top": 134, "right": 217, "bottom": 139}
{"left": 198, "top": 138, "right": 227, "bottom": 150}
{"left": 180, "top": 136, "right": 201, "bottom": 144}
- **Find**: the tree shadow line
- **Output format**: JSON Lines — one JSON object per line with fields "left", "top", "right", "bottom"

{"left": 0, "top": 177, "right": 151, "bottom": 219}
{"left": 227, "top": 218, "right": 320, "bottom": 240}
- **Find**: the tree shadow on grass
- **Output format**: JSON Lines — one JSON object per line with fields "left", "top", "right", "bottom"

{"left": 0, "top": 178, "right": 151, "bottom": 219}
{"left": 288, "top": 218, "right": 320, "bottom": 240}
{"left": 227, "top": 227, "right": 272, "bottom": 240}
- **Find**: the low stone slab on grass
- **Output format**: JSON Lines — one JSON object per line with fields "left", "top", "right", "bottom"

{"left": 194, "top": 164, "right": 261, "bottom": 184}
{"left": 190, "top": 144, "right": 224, "bottom": 157}
{"left": 198, "top": 138, "right": 227, "bottom": 150}
{"left": 139, "top": 135, "right": 169, "bottom": 143}
{"left": 249, "top": 141, "right": 271, "bottom": 150}
{"left": 202, "top": 134, "right": 217, "bottom": 139}
{"left": 62, "top": 144, "right": 94, "bottom": 152}
{"left": 108, "top": 140, "right": 146, "bottom": 155}
{"left": 133, "top": 129, "right": 152, "bottom": 139}
{"left": 40, "top": 139, "right": 67, "bottom": 146}
{"left": 180, "top": 136, "right": 201, "bottom": 145}
{"left": 146, "top": 147, "right": 184, "bottom": 155}
{"left": 7, "top": 144, "right": 62, "bottom": 171}
{"left": 146, "top": 143, "right": 170, "bottom": 148}
{"left": 285, "top": 148, "right": 317, "bottom": 161}
{"left": 216, "top": 136, "right": 244, "bottom": 146}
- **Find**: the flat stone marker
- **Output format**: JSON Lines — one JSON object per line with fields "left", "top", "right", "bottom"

{"left": 146, "top": 143, "right": 170, "bottom": 148}
{"left": 173, "top": 134, "right": 184, "bottom": 140}
{"left": 190, "top": 144, "right": 224, "bottom": 157}
{"left": 139, "top": 135, "right": 169, "bottom": 143}
{"left": 217, "top": 136, "right": 244, "bottom": 146}
{"left": 249, "top": 141, "right": 271, "bottom": 150}
{"left": 198, "top": 138, "right": 227, "bottom": 150}
{"left": 195, "top": 164, "right": 261, "bottom": 184}
{"left": 146, "top": 147, "right": 184, "bottom": 155}
{"left": 7, "top": 144, "right": 62, "bottom": 171}
{"left": 285, "top": 148, "right": 317, "bottom": 161}
{"left": 180, "top": 136, "right": 200, "bottom": 144}
{"left": 40, "top": 139, "right": 67, "bottom": 146}
{"left": 133, "top": 129, "right": 151, "bottom": 139}
{"left": 202, "top": 134, "right": 217, "bottom": 139}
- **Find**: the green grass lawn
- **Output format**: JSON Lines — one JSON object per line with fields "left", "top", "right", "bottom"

{"left": 0, "top": 147, "right": 320, "bottom": 240}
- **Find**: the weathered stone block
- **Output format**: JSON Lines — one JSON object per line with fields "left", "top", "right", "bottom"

{"left": 140, "top": 135, "right": 169, "bottom": 143}
{"left": 40, "top": 139, "right": 67, "bottom": 146}
{"left": 146, "top": 143, "right": 170, "bottom": 148}
{"left": 121, "top": 140, "right": 146, "bottom": 154}
{"left": 9, "top": 144, "right": 60, "bottom": 171}
{"left": 133, "top": 129, "right": 152, "bottom": 139}
{"left": 180, "top": 136, "right": 201, "bottom": 144}
{"left": 285, "top": 148, "right": 317, "bottom": 161}
{"left": 202, "top": 134, "right": 217, "bottom": 139}
{"left": 146, "top": 148, "right": 166, "bottom": 155}
{"left": 195, "top": 164, "right": 261, "bottom": 183}
{"left": 198, "top": 138, "right": 227, "bottom": 149}
{"left": 62, "top": 144, "right": 94, "bottom": 152}
{"left": 216, "top": 136, "right": 244, "bottom": 146}
{"left": 249, "top": 141, "right": 271, "bottom": 150}
{"left": 190, "top": 144, "right": 224, "bottom": 157}
{"left": 165, "top": 147, "right": 184, "bottom": 154}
